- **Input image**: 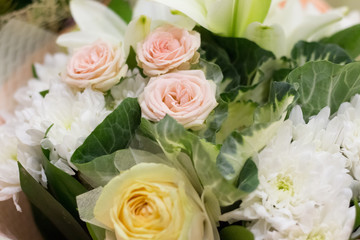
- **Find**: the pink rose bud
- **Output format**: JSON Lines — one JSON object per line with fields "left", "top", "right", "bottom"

{"left": 139, "top": 70, "right": 218, "bottom": 129}
{"left": 136, "top": 25, "right": 201, "bottom": 77}
{"left": 63, "top": 40, "right": 128, "bottom": 92}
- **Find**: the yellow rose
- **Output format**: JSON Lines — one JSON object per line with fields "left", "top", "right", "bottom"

{"left": 93, "top": 163, "right": 215, "bottom": 240}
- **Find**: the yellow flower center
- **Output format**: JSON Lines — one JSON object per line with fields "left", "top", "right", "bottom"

{"left": 275, "top": 174, "right": 294, "bottom": 196}
{"left": 10, "top": 153, "right": 18, "bottom": 161}
{"left": 307, "top": 232, "right": 325, "bottom": 240}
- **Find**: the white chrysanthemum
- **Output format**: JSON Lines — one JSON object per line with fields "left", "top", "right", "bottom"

{"left": 110, "top": 68, "right": 148, "bottom": 107}
{"left": 14, "top": 53, "right": 68, "bottom": 108}
{"left": 0, "top": 124, "right": 21, "bottom": 211}
{"left": 289, "top": 106, "right": 343, "bottom": 153}
{"left": 335, "top": 94, "right": 360, "bottom": 181}
{"left": 220, "top": 120, "right": 353, "bottom": 239}
{"left": 16, "top": 82, "right": 110, "bottom": 175}
{"left": 248, "top": 201, "right": 354, "bottom": 240}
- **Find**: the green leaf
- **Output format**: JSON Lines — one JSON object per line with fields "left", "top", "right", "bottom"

{"left": 216, "top": 121, "right": 280, "bottom": 184}
{"left": 291, "top": 41, "right": 352, "bottom": 67}
{"left": 108, "top": 0, "right": 132, "bottom": 24}
{"left": 71, "top": 98, "right": 141, "bottom": 164}
{"left": 215, "top": 100, "right": 257, "bottom": 144}
{"left": 198, "top": 27, "right": 276, "bottom": 91}
{"left": 321, "top": 24, "right": 360, "bottom": 59}
{"left": 213, "top": 38, "right": 274, "bottom": 87}
{"left": 254, "top": 81, "right": 298, "bottom": 123}
{"left": 42, "top": 157, "right": 87, "bottom": 219}
{"left": 39, "top": 90, "right": 49, "bottom": 98}
{"left": 140, "top": 116, "right": 248, "bottom": 206}
{"left": 18, "top": 162, "right": 90, "bottom": 240}
{"left": 286, "top": 61, "right": 360, "bottom": 120}
{"left": 31, "top": 204, "right": 66, "bottom": 240}
{"left": 237, "top": 158, "right": 259, "bottom": 192}
{"left": 32, "top": 64, "right": 39, "bottom": 79}
{"left": 126, "top": 46, "right": 138, "bottom": 70}
{"left": 220, "top": 225, "right": 254, "bottom": 240}
{"left": 192, "top": 58, "right": 223, "bottom": 88}
{"left": 216, "top": 81, "right": 297, "bottom": 183}
{"left": 198, "top": 100, "right": 228, "bottom": 144}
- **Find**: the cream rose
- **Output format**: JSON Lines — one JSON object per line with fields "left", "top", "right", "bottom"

{"left": 63, "top": 40, "right": 128, "bottom": 92}
{"left": 136, "top": 25, "right": 200, "bottom": 76}
{"left": 139, "top": 70, "right": 217, "bottom": 129}
{"left": 93, "top": 163, "right": 215, "bottom": 240}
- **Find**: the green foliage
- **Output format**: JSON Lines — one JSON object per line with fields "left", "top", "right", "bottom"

{"left": 71, "top": 98, "right": 141, "bottom": 164}
{"left": 39, "top": 90, "right": 49, "bottom": 98}
{"left": 140, "top": 116, "right": 253, "bottom": 206}
{"left": 197, "top": 27, "right": 275, "bottom": 97}
{"left": 42, "top": 157, "right": 87, "bottom": 220}
{"left": 290, "top": 41, "right": 352, "bottom": 67}
{"left": 18, "top": 162, "right": 90, "bottom": 240}
{"left": 216, "top": 81, "right": 297, "bottom": 183}
{"left": 220, "top": 225, "right": 254, "bottom": 240}
{"left": 108, "top": 0, "right": 132, "bottom": 23}
{"left": 321, "top": 24, "right": 360, "bottom": 59}
{"left": 32, "top": 64, "right": 39, "bottom": 79}
{"left": 237, "top": 158, "right": 259, "bottom": 192}
{"left": 126, "top": 46, "right": 138, "bottom": 70}
{"left": 286, "top": 61, "right": 360, "bottom": 120}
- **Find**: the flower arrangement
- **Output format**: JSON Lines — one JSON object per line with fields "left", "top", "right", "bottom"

{"left": 2, "top": 0, "right": 360, "bottom": 239}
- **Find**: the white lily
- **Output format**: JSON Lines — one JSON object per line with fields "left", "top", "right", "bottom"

{"left": 245, "top": 0, "right": 347, "bottom": 57}
{"left": 132, "top": 0, "right": 195, "bottom": 30}
{"left": 147, "top": 0, "right": 272, "bottom": 37}
{"left": 56, "top": 0, "right": 127, "bottom": 49}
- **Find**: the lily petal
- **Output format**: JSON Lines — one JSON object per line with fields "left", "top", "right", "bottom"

{"left": 56, "top": 31, "right": 121, "bottom": 49}
{"left": 124, "top": 15, "right": 151, "bottom": 56}
{"left": 245, "top": 22, "right": 286, "bottom": 57}
{"left": 133, "top": 0, "right": 196, "bottom": 30}
{"left": 150, "top": 0, "right": 208, "bottom": 29}
{"left": 70, "top": 0, "right": 127, "bottom": 41}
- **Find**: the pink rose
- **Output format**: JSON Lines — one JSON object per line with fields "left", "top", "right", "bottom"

{"left": 136, "top": 25, "right": 201, "bottom": 77}
{"left": 139, "top": 70, "right": 218, "bottom": 129}
{"left": 63, "top": 40, "right": 127, "bottom": 91}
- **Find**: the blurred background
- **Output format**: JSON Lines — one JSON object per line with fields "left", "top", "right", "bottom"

{"left": 0, "top": 0, "right": 359, "bottom": 239}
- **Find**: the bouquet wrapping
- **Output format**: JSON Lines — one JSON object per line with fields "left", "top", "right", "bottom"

{"left": 2, "top": 0, "right": 360, "bottom": 239}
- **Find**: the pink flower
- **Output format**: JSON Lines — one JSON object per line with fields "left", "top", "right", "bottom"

{"left": 63, "top": 40, "right": 127, "bottom": 91}
{"left": 136, "top": 25, "right": 201, "bottom": 77}
{"left": 139, "top": 70, "right": 217, "bottom": 129}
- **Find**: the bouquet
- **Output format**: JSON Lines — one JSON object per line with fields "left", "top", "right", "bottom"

{"left": 2, "top": 0, "right": 360, "bottom": 239}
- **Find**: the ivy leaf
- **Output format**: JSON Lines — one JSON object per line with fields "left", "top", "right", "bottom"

{"left": 71, "top": 98, "right": 141, "bottom": 164}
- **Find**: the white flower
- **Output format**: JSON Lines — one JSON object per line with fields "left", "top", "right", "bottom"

{"left": 220, "top": 120, "right": 353, "bottom": 239}
{"left": 335, "top": 94, "right": 360, "bottom": 181}
{"left": 14, "top": 53, "right": 68, "bottom": 108}
{"left": 16, "top": 82, "right": 110, "bottom": 175}
{"left": 56, "top": 0, "right": 127, "bottom": 49}
{"left": 245, "top": 0, "right": 346, "bottom": 57}
{"left": 0, "top": 123, "right": 21, "bottom": 211}
{"left": 289, "top": 105, "right": 343, "bottom": 153}
{"left": 110, "top": 68, "right": 148, "bottom": 107}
